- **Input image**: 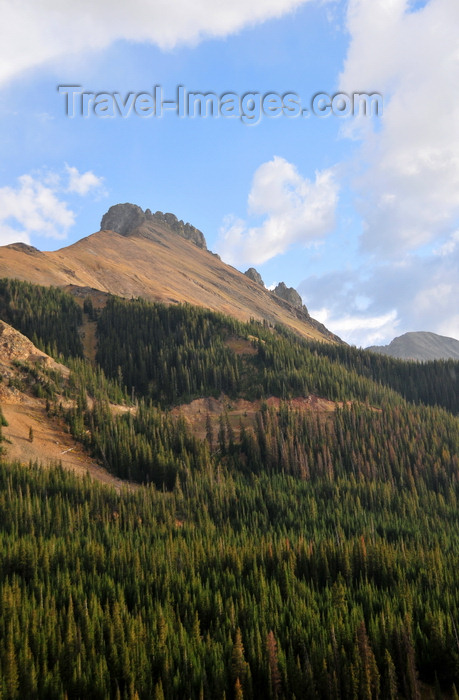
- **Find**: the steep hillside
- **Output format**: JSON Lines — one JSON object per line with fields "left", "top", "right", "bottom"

{"left": 0, "top": 204, "right": 340, "bottom": 343}
{"left": 0, "top": 320, "right": 129, "bottom": 488}
{"left": 368, "top": 330, "right": 459, "bottom": 361}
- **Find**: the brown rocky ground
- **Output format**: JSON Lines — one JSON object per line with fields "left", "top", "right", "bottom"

{"left": 0, "top": 320, "right": 133, "bottom": 490}
{"left": 172, "top": 393, "right": 341, "bottom": 441}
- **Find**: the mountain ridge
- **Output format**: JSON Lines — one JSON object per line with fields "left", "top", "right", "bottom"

{"left": 100, "top": 203, "right": 207, "bottom": 248}
{"left": 367, "top": 330, "right": 459, "bottom": 361}
{"left": 0, "top": 204, "right": 341, "bottom": 344}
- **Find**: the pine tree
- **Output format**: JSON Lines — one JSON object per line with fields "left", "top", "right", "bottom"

{"left": 383, "top": 649, "right": 398, "bottom": 700}
{"left": 0, "top": 406, "right": 7, "bottom": 458}
{"left": 205, "top": 413, "right": 214, "bottom": 453}
{"left": 231, "top": 628, "right": 249, "bottom": 690}
{"left": 266, "top": 631, "right": 282, "bottom": 700}
{"left": 234, "top": 677, "right": 244, "bottom": 700}
{"left": 4, "top": 625, "right": 19, "bottom": 699}
{"left": 356, "top": 621, "right": 380, "bottom": 700}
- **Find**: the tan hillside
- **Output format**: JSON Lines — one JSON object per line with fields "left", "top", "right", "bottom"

{"left": 0, "top": 320, "right": 130, "bottom": 490}
{"left": 171, "top": 393, "right": 341, "bottom": 443}
{"left": 0, "top": 207, "right": 340, "bottom": 343}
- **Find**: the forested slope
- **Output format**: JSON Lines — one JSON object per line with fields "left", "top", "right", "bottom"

{"left": 94, "top": 296, "right": 459, "bottom": 414}
{"left": 0, "top": 456, "right": 458, "bottom": 699}
{"left": 1, "top": 281, "right": 459, "bottom": 698}
{"left": 0, "top": 278, "right": 83, "bottom": 358}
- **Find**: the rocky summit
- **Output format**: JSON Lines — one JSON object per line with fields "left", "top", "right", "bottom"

{"left": 274, "top": 281, "right": 304, "bottom": 310}
{"left": 100, "top": 203, "right": 146, "bottom": 237}
{"left": 244, "top": 267, "right": 265, "bottom": 287}
{"left": 101, "top": 203, "right": 207, "bottom": 249}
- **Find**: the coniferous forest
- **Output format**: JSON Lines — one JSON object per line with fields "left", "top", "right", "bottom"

{"left": 0, "top": 279, "right": 84, "bottom": 359}
{"left": 1, "top": 282, "right": 459, "bottom": 698}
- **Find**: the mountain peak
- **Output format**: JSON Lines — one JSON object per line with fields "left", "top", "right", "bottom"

{"left": 274, "top": 282, "right": 303, "bottom": 310}
{"left": 367, "top": 330, "right": 459, "bottom": 361}
{"left": 0, "top": 205, "right": 340, "bottom": 343}
{"left": 100, "top": 203, "right": 146, "bottom": 237}
{"left": 100, "top": 203, "right": 207, "bottom": 249}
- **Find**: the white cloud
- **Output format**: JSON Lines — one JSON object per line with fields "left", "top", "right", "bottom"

{"left": 310, "top": 306, "right": 400, "bottom": 347}
{"left": 340, "top": 0, "right": 459, "bottom": 257}
{"left": 299, "top": 0, "right": 459, "bottom": 347}
{"left": 0, "top": 0, "right": 315, "bottom": 86}
{"left": 0, "top": 225, "right": 31, "bottom": 247}
{"left": 434, "top": 230, "right": 459, "bottom": 257}
{"left": 217, "top": 156, "right": 339, "bottom": 265}
{"left": 299, "top": 240, "right": 459, "bottom": 346}
{"left": 65, "top": 165, "right": 105, "bottom": 196}
{"left": 0, "top": 166, "right": 105, "bottom": 246}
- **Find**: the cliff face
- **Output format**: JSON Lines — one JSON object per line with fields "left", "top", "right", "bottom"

{"left": 100, "top": 203, "right": 146, "bottom": 237}
{"left": 0, "top": 319, "right": 68, "bottom": 403}
{"left": 148, "top": 211, "right": 207, "bottom": 249}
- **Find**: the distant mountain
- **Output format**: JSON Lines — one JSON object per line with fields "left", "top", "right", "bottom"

{"left": 367, "top": 331, "right": 459, "bottom": 361}
{"left": 0, "top": 202, "right": 340, "bottom": 344}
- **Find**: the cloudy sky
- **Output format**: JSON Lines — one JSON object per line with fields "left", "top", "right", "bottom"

{"left": 1, "top": 0, "right": 458, "bottom": 346}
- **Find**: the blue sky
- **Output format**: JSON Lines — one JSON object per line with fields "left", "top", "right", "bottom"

{"left": 1, "top": 0, "right": 458, "bottom": 346}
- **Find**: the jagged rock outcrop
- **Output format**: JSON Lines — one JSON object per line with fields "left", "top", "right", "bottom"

{"left": 100, "top": 203, "right": 146, "bottom": 237}
{"left": 0, "top": 320, "right": 68, "bottom": 385}
{"left": 268, "top": 286, "right": 341, "bottom": 342}
{"left": 274, "top": 282, "right": 303, "bottom": 309}
{"left": 0, "top": 319, "right": 48, "bottom": 363}
{"left": 100, "top": 203, "right": 207, "bottom": 249}
{"left": 147, "top": 210, "right": 206, "bottom": 249}
{"left": 244, "top": 268, "right": 265, "bottom": 287}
